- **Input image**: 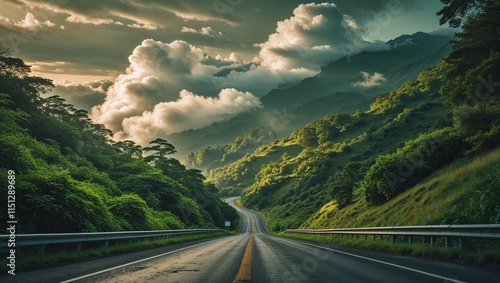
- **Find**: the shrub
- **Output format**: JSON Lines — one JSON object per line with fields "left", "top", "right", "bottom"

{"left": 362, "top": 128, "right": 465, "bottom": 205}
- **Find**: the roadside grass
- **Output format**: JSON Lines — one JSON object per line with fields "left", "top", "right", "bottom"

{"left": 303, "top": 147, "right": 500, "bottom": 229}
{"left": 281, "top": 232, "right": 500, "bottom": 266}
{"left": 1, "top": 231, "right": 229, "bottom": 273}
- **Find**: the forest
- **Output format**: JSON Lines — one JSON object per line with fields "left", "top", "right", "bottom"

{"left": 0, "top": 45, "right": 239, "bottom": 233}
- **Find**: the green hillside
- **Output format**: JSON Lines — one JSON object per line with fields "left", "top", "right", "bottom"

{"left": 0, "top": 46, "right": 239, "bottom": 233}
{"left": 212, "top": 1, "right": 500, "bottom": 232}
{"left": 304, "top": 147, "right": 500, "bottom": 229}
{"left": 237, "top": 63, "right": 457, "bottom": 230}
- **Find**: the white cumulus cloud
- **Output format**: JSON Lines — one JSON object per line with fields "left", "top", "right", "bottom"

{"left": 353, "top": 71, "right": 387, "bottom": 88}
{"left": 257, "top": 3, "right": 368, "bottom": 71}
{"left": 118, "top": 89, "right": 262, "bottom": 144}
{"left": 90, "top": 38, "right": 312, "bottom": 141}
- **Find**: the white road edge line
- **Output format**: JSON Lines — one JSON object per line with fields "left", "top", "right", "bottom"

{"left": 295, "top": 240, "right": 467, "bottom": 283}
{"left": 61, "top": 237, "right": 228, "bottom": 283}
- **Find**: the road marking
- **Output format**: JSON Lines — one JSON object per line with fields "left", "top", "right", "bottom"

{"left": 233, "top": 218, "right": 255, "bottom": 283}
{"left": 295, "top": 241, "right": 468, "bottom": 283}
{"left": 60, "top": 237, "right": 227, "bottom": 283}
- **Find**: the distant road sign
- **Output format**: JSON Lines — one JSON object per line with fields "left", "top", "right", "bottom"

{"left": 225, "top": 221, "right": 231, "bottom": 227}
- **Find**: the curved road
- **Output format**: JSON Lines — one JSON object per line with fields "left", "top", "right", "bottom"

{"left": 5, "top": 198, "right": 500, "bottom": 282}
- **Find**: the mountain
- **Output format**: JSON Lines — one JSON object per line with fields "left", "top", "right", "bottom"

{"left": 170, "top": 32, "right": 453, "bottom": 160}
{"left": 260, "top": 32, "right": 452, "bottom": 110}
{"left": 207, "top": 63, "right": 450, "bottom": 197}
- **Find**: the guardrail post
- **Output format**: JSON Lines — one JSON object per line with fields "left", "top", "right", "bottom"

{"left": 38, "top": 245, "right": 45, "bottom": 257}
{"left": 430, "top": 237, "right": 434, "bottom": 247}
{"left": 458, "top": 237, "right": 467, "bottom": 250}
{"left": 104, "top": 240, "right": 109, "bottom": 248}
{"left": 391, "top": 235, "right": 395, "bottom": 243}
{"left": 408, "top": 236, "right": 411, "bottom": 245}
{"left": 77, "top": 243, "right": 82, "bottom": 253}
{"left": 444, "top": 237, "right": 449, "bottom": 249}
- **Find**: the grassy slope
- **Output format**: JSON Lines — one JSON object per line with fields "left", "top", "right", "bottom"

{"left": 303, "top": 147, "right": 500, "bottom": 229}
{"left": 252, "top": 98, "right": 448, "bottom": 231}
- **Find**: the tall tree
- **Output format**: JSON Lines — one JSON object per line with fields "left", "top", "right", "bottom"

{"left": 144, "top": 138, "right": 177, "bottom": 163}
{"left": 437, "top": 0, "right": 500, "bottom": 152}
{"left": 438, "top": 0, "right": 500, "bottom": 109}
{"left": 0, "top": 44, "right": 53, "bottom": 111}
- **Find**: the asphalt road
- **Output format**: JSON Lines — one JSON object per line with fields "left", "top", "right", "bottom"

{"left": 4, "top": 198, "right": 500, "bottom": 282}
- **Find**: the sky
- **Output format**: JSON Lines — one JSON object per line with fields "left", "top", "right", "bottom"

{"left": 0, "top": 0, "right": 448, "bottom": 145}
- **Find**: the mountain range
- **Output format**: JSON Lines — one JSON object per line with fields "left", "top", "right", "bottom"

{"left": 172, "top": 32, "right": 453, "bottom": 162}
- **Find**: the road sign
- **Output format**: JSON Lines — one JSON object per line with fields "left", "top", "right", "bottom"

{"left": 225, "top": 221, "right": 231, "bottom": 227}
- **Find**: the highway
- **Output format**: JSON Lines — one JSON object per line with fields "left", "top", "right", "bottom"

{"left": 5, "top": 198, "right": 500, "bottom": 282}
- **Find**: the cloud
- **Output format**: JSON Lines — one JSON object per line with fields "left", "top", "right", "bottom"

{"left": 257, "top": 3, "right": 369, "bottom": 71}
{"left": 10, "top": 0, "right": 241, "bottom": 30}
{"left": 90, "top": 38, "right": 312, "bottom": 144}
{"left": 49, "top": 80, "right": 113, "bottom": 111}
{"left": 0, "top": 12, "right": 56, "bottom": 30}
{"left": 389, "top": 37, "right": 415, "bottom": 48}
{"left": 86, "top": 3, "right": 410, "bottom": 146}
{"left": 117, "top": 89, "right": 262, "bottom": 144}
{"left": 353, "top": 71, "right": 387, "bottom": 88}
{"left": 181, "top": 26, "right": 224, "bottom": 38}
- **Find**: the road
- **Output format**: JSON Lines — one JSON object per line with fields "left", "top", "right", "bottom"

{"left": 4, "top": 198, "right": 500, "bottom": 282}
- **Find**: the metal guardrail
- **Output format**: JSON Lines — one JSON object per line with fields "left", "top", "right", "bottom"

{"left": 0, "top": 229, "right": 225, "bottom": 256}
{"left": 285, "top": 224, "right": 500, "bottom": 249}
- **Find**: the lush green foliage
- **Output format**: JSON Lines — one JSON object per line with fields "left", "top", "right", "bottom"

{"left": 439, "top": 0, "right": 500, "bottom": 153}
{"left": 362, "top": 128, "right": 465, "bottom": 205}
{"left": 327, "top": 162, "right": 361, "bottom": 208}
{"left": 184, "top": 128, "right": 277, "bottom": 173}
{"left": 184, "top": 128, "right": 278, "bottom": 198}
{"left": 304, "top": 147, "right": 500, "bottom": 229}
{"left": 0, "top": 48, "right": 238, "bottom": 233}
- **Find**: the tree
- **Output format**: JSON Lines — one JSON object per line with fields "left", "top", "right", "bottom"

{"left": 115, "top": 140, "right": 143, "bottom": 159}
{"left": 298, "top": 127, "right": 318, "bottom": 147}
{"left": 437, "top": 0, "right": 500, "bottom": 151}
{"left": 0, "top": 44, "right": 53, "bottom": 111}
{"left": 144, "top": 138, "right": 177, "bottom": 163}
{"left": 438, "top": 0, "right": 499, "bottom": 108}
{"left": 329, "top": 162, "right": 360, "bottom": 208}
{"left": 437, "top": 0, "right": 490, "bottom": 27}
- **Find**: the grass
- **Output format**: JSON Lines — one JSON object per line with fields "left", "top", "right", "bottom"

{"left": 282, "top": 232, "right": 500, "bottom": 266}
{"left": 0, "top": 231, "right": 230, "bottom": 272}
{"left": 303, "top": 147, "right": 500, "bottom": 229}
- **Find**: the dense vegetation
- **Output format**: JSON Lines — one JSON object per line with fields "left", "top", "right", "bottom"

{"left": 206, "top": 0, "right": 500, "bottom": 231}
{"left": 0, "top": 46, "right": 238, "bottom": 233}
{"left": 184, "top": 128, "right": 277, "bottom": 175}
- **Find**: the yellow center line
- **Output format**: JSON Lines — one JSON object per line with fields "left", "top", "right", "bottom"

{"left": 233, "top": 216, "right": 255, "bottom": 283}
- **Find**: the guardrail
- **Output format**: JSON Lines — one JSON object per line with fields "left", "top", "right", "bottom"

{"left": 285, "top": 224, "right": 500, "bottom": 249}
{"left": 0, "top": 229, "right": 225, "bottom": 256}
